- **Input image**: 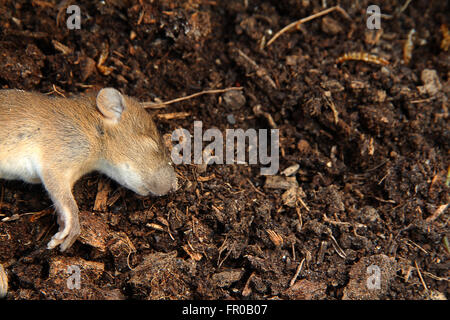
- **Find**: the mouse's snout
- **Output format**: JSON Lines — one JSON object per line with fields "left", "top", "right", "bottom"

{"left": 148, "top": 164, "right": 178, "bottom": 196}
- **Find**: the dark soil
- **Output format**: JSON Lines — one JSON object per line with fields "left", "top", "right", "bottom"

{"left": 0, "top": 0, "right": 448, "bottom": 300}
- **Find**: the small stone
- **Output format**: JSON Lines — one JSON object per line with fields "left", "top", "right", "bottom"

{"left": 223, "top": 90, "right": 246, "bottom": 110}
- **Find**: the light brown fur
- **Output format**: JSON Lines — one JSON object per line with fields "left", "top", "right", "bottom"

{"left": 0, "top": 88, "right": 176, "bottom": 251}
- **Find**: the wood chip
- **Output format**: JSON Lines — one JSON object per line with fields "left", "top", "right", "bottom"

{"left": 97, "top": 43, "right": 114, "bottom": 75}
{"left": 281, "top": 164, "right": 300, "bottom": 176}
{"left": 52, "top": 40, "right": 73, "bottom": 55}
{"left": 182, "top": 244, "right": 203, "bottom": 261}
{"left": 266, "top": 229, "right": 283, "bottom": 247}
{"left": 78, "top": 211, "right": 110, "bottom": 251}
{"left": 146, "top": 223, "right": 165, "bottom": 232}
{"left": 264, "top": 175, "right": 298, "bottom": 190}
{"left": 93, "top": 180, "right": 111, "bottom": 211}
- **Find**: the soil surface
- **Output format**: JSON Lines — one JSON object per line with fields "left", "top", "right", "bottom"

{"left": 0, "top": 0, "right": 449, "bottom": 300}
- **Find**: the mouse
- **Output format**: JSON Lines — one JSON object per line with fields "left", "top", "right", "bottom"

{"left": 0, "top": 87, "right": 177, "bottom": 251}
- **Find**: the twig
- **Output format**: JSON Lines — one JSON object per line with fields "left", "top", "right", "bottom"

{"left": 329, "top": 233, "right": 346, "bottom": 258}
{"left": 410, "top": 97, "right": 436, "bottom": 104}
{"left": 403, "top": 28, "right": 415, "bottom": 64}
{"left": 403, "top": 239, "right": 428, "bottom": 255}
{"left": 324, "top": 91, "right": 339, "bottom": 124}
{"left": 323, "top": 214, "right": 350, "bottom": 226}
{"left": 422, "top": 271, "right": 450, "bottom": 282}
{"left": 291, "top": 243, "right": 296, "bottom": 261}
{"left": 246, "top": 178, "right": 266, "bottom": 196}
{"left": 414, "top": 260, "right": 428, "bottom": 292}
{"left": 45, "top": 84, "right": 66, "bottom": 97}
{"left": 1, "top": 212, "right": 37, "bottom": 222}
{"left": 156, "top": 112, "right": 191, "bottom": 120}
{"left": 295, "top": 207, "right": 303, "bottom": 231}
{"left": 236, "top": 49, "right": 277, "bottom": 89}
{"left": 399, "top": 0, "right": 413, "bottom": 13}
{"left": 289, "top": 258, "right": 305, "bottom": 287}
{"left": 297, "top": 197, "right": 310, "bottom": 212}
{"left": 253, "top": 104, "right": 277, "bottom": 129}
{"left": 143, "top": 87, "right": 243, "bottom": 109}
{"left": 266, "top": 5, "right": 351, "bottom": 47}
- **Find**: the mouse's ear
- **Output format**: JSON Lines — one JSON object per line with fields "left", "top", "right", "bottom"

{"left": 96, "top": 88, "right": 125, "bottom": 123}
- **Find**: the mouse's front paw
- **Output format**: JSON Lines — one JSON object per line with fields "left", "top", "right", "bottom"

{"left": 47, "top": 220, "right": 80, "bottom": 252}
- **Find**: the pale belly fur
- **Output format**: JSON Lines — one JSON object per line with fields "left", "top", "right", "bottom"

{"left": 0, "top": 154, "right": 41, "bottom": 184}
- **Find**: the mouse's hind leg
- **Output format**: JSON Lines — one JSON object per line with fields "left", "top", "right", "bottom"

{"left": 40, "top": 171, "right": 80, "bottom": 251}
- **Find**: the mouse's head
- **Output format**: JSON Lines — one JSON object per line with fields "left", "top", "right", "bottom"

{"left": 95, "top": 88, "right": 177, "bottom": 196}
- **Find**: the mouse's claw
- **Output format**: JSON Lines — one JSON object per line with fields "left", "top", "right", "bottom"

{"left": 47, "top": 219, "right": 80, "bottom": 252}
